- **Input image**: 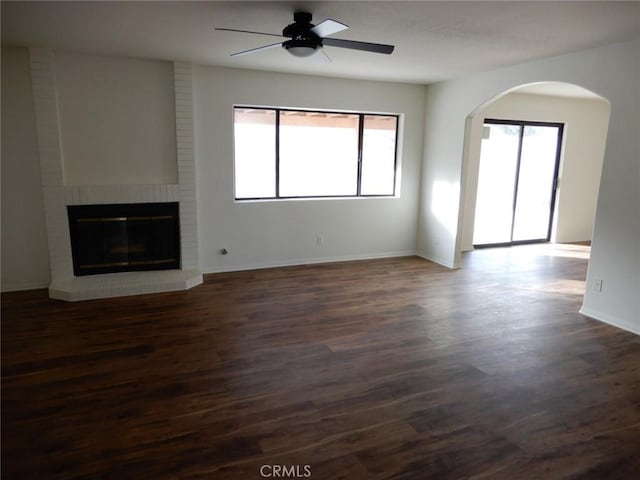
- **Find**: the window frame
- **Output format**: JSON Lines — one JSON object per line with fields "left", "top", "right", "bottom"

{"left": 233, "top": 105, "right": 400, "bottom": 201}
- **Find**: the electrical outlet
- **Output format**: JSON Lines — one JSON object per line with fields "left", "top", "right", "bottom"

{"left": 316, "top": 234, "right": 324, "bottom": 246}
{"left": 593, "top": 279, "right": 603, "bottom": 292}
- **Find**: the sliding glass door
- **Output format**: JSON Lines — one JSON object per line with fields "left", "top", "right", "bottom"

{"left": 473, "top": 120, "right": 563, "bottom": 247}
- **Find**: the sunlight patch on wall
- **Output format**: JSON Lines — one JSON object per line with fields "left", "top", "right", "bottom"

{"left": 431, "top": 180, "right": 460, "bottom": 238}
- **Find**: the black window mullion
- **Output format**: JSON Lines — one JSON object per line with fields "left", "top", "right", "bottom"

{"left": 546, "top": 124, "right": 564, "bottom": 240}
{"left": 509, "top": 124, "right": 525, "bottom": 243}
{"left": 234, "top": 106, "right": 400, "bottom": 200}
{"left": 392, "top": 115, "right": 399, "bottom": 197}
{"left": 275, "top": 109, "right": 280, "bottom": 198}
{"left": 356, "top": 114, "right": 364, "bottom": 196}
{"left": 480, "top": 118, "right": 564, "bottom": 247}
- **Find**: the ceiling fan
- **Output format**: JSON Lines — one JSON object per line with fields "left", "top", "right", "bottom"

{"left": 216, "top": 11, "right": 394, "bottom": 59}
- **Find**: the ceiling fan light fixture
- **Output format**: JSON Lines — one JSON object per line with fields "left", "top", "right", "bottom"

{"left": 287, "top": 45, "right": 318, "bottom": 57}
{"left": 283, "top": 38, "right": 320, "bottom": 57}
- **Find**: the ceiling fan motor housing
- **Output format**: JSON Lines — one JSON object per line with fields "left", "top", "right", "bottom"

{"left": 282, "top": 11, "right": 321, "bottom": 53}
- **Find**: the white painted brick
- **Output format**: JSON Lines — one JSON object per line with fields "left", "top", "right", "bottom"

{"left": 32, "top": 54, "right": 202, "bottom": 300}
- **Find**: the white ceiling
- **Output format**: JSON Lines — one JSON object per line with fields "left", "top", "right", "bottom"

{"left": 2, "top": 1, "right": 639, "bottom": 84}
{"left": 515, "top": 82, "right": 605, "bottom": 99}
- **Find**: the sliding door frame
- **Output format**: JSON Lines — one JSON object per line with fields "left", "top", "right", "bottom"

{"left": 473, "top": 118, "right": 564, "bottom": 249}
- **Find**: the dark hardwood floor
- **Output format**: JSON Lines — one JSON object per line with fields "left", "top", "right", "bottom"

{"left": 2, "top": 244, "right": 640, "bottom": 479}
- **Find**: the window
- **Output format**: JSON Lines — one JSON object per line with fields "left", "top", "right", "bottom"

{"left": 234, "top": 107, "right": 399, "bottom": 200}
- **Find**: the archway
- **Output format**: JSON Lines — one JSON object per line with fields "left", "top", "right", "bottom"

{"left": 456, "top": 82, "right": 610, "bottom": 265}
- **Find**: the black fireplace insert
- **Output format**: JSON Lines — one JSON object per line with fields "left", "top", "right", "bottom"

{"left": 67, "top": 203, "right": 180, "bottom": 276}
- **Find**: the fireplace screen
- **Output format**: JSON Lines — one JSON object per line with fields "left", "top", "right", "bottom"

{"left": 67, "top": 203, "right": 180, "bottom": 276}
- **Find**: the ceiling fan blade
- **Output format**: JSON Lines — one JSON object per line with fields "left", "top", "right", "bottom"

{"left": 322, "top": 37, "right": 394, "bottom": 55}
{"left": 215, "top": 28, "right": 285, "bottom": 39}
{"left": 311, "top": 19, "right": 349, "bottom": 38}
{"left": 230, "top": 42, "right": 282, "bottom": 57}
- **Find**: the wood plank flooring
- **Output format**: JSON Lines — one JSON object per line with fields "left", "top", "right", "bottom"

{"left": 2, "top": 244, "right": 640, "bottom": 479}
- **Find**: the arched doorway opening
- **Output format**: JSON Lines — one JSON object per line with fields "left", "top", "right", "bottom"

{"left": 457, "top": 82, "right": 610, "bottom": 263}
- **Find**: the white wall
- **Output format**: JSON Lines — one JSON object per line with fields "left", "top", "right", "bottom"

{"left": 54, "top": 52, "right": 177, "bottom": 185}
{"left": 4, "top": 40, "right": 637, "bottom": 333}
{"left": 193, "top": 66, "right": 427, "bottom": 273}
{"left": 417, "top": 39, "right": 640, "bottom": 333}
{"left": 1, "top": 50, "right": 426, "bottom": 289}
{"left": 460, "top": 92, "right": 610, "bottom": 250}
{"left": 1, "top": 48, "right": 182, "bottom": 291}
{"left": 1, "top": 47, "right": 51, "bottom": 291}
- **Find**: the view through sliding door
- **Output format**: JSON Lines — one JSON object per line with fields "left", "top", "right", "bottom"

{"left": 473, "top": 119, "right": 563, "bottom": 247}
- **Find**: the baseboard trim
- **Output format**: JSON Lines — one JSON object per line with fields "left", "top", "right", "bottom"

{"left": 415, "top": 251, "right": 458, "bottom": 269}
{"left": 203, "top": 251, "right": 418, "bottom": 275}
{"left": 579, "top": 306, "right": 640, "bottom": 336}
{"left": 1, "top": 281, "right": 50, "bottom": 293}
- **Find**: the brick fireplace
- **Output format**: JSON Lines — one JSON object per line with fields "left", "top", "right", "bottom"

{"left": 29, "top": 49, "right": 202, "bottom": 301}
